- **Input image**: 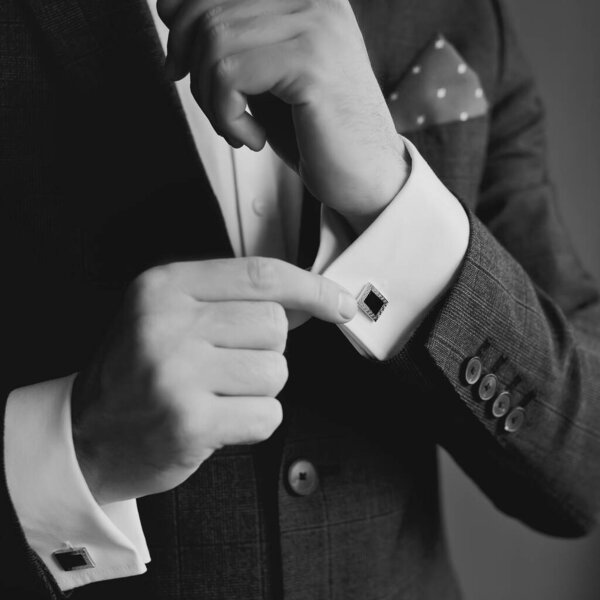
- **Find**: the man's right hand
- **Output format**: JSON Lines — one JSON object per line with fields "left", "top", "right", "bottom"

{"left": 71, "top": 258, "right": 357, "bottom": 505}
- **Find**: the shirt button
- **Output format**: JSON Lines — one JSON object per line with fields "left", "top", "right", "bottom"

{"left": 478, "top": 373, "right": 498, "bottom": 401}
{"left": 492, "top": 391, "right": 511, "bottom": 418}
{"left": 464, "top": 356, "right": 483, "bottom": 385}
{"left": 504, "top": 407, "right": 526, "bottom": 433}
{"left": 252, "top": 197, "right": 268, "bottom": 216}
{"left": 288, "top": 459, "right": 319, "bottom": 496}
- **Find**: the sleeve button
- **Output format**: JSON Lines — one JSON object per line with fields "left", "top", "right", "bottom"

{"left": 492, "top": 391, "right": 511, "bottom": 418}
{"left": 504, "top": 407, "right": 526, "bottom": 433}
{"left": 464, "top": 356, "right": 483, "bottom": 385}
{"left": 478, "top": 373, "right": 498, "bottom": 401}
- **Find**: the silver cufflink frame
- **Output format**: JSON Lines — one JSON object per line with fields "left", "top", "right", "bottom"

{"left": 52, "top": 546, "right": 95, "bottom": 572}
{"left": 357, "top": 283, "right": 388, "bottom": 322}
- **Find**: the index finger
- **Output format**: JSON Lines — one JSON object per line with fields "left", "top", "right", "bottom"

{"left": 166, "top": 257, "right": 357, "bottom": 323}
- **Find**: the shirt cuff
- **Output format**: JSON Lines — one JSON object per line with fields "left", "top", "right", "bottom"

{"left": 4, "top": 375, "right": 150, "bottom": 591}
{"left": 312, "top": 137, "right": 470, "bottom": 360}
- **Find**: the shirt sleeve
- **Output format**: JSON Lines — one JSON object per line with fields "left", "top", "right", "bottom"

{"left": 312, "top": 137, "right": 470, "bottom": 360}
{"left": 4, "top": 375, "right": 150, "bottom": 591}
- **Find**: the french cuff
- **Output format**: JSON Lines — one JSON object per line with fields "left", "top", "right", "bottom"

{"left": 313, "top": 137, "right": 470, "bottom": 361}
{"left": 4, "top": 375, "right": 150, "bottom": 591}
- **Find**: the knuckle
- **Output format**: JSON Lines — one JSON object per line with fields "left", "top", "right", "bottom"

{"left": 166, "top": 404, "right": 213, "bottom": 468}
{"left": 179, "top": 395, "right": 213, "bottom": 437}
{"left": 205, "top": 17, "right": 229, "bottom": 48}
{"left": 300, "top": 0, "right": 320, "bottom": 13}
{"left": 320, "top": 0, "right": 348, "bottom": 17}
{"left": 194, "top": 300, "right": 215, "bottom": 328}
{"left": 266, "top": 301, "right": 288, "bottom": 340}
{"left": 249, "top": 399, "right": 283, "bottom": 441}
{"left": 214, "top": 55, "right": 235, "bottom": 84}
{"left": 200, "top": 4, "right": 225, "bottom": 32}
{"left": 161, "top": 399, "right": 186, "bottom": 436}
{"left": 151, "top": 341, "right": 210, "bottom": 398}
{"left": 264, "top": 399, "right": 284, "bottom": 436}
{"left": 152, "top": 374, "right": 211, "bottom": 435}
{"left": 146, "top": 385, "right": 188, "bottom": 439}
{"left": 266, "top": 352, "right": 288, "bottom": 393}
{"left": 300, "top": 0, "right": 329, "bottom": 28}
{"left": 246, "top": 257, "right": 276, "bottom": 294}
{"left": 151, "top": 354, "right": 181, "bottom": 400}
{"left": 312, "top": 277, "right": 330, "bottom": 311}
{"left": 299, "top": 33, "right": 327, "bottom": 73}
{"left": 130, "top": 266, "right": 171, "bottom": 306}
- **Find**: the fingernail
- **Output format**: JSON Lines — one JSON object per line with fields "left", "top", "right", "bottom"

{"left": 338, "top": 292, "right": 357, "bottom": 321}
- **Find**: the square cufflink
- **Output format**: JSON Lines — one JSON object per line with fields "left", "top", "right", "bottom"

{"left": 52, "top": 546, "right": 95, "bottom": 571}
{"left": 357, "top": 283, "right": 388, "bottom": 322}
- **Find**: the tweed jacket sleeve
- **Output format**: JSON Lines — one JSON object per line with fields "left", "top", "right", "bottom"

{"left": 392, "top": 1, "right": 600, "bottom": 537}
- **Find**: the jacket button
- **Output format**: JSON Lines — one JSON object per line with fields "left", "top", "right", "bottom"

{"left": 478, "top": 373, "right": 498, "bottom": 401}
{"left": 288, "top": 459, "right": 319, "bottom": 496}
{"left": 492, "top": 391, "right": 511, "bottom": 418}
{"left": 464, "top": 356, "right": 483, "bottom": 385}
{"left": 504, "top": 407, "right": 526, "bottom": 432}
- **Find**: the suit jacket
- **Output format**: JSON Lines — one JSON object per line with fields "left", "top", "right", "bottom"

{"left": 1, "top": 0, "right": 600, "bottom": 598}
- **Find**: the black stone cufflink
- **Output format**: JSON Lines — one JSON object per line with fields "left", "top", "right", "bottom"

{"left": 52, "top": 546, "right": 95, "bottom": 571}
{"left": 357, "top": 283, "right": 388, "bottom": 322}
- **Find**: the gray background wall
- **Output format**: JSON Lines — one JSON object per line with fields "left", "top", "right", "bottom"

{"left": 440, "top": 1, "right": 600, "bottom": 599}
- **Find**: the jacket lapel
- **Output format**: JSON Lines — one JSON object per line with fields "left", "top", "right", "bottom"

{"left": 25, "top": 0, "right": 234, "bottom": 259}
{"left": 24, "top": 0, "right": 157, "bottom": 88}
{"left": 22, "top": 0, "right": 201, "bottom": 94}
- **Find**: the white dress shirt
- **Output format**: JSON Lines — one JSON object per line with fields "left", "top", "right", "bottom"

{"left": 3, "top": 0, "right": 469, "bottom": 590}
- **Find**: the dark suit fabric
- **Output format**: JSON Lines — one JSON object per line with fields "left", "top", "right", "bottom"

{"left": 1, "top": 0, "right": 599, "bottom": 598}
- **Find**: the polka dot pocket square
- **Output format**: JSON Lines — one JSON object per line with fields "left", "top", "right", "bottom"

{"left": 387, "top": 35, "right": 489, "bottom": 133}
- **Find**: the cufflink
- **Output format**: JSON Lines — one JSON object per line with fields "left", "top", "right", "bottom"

{"left": 357, "top": 283, "right": 388, "bottom": 322}
{"left": 52, "top": 545, "right": 95, "bottom": 571}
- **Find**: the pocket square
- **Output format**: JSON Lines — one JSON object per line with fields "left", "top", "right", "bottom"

{"left": 387, "top": 35, "right": 489, "bottom": 133}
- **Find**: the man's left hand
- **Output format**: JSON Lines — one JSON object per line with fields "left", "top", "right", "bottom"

{"left": 157, "top": 0, "right": 408, "bottom": 232}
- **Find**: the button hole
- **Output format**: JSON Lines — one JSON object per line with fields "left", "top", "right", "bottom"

{"left": 476, "top": 340, "right": 491, "bottom": 355}
{"left": 506, "top": 374, "right": 522, "bottom": 392}
{"left": 521, "top": 391, "right": 536, "bottom": 407}
{"left": 490, "top": 355, "right": 507, "bottom": 372}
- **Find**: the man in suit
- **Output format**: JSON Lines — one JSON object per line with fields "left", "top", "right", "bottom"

{"left": 1, "top": 0, "right": 600, "bottom": 598}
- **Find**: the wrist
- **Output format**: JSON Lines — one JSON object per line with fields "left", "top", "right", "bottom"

{"left": 72, "top": 414, "right": 109, "bottom": 506}
{"left": 71, "top": 370, "right": 110, "bottom": 505}
{"left": 339, "top": 139, "right": 411, "bottom": 235}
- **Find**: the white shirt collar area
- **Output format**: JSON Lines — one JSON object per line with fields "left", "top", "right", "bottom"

{"left": 146, "top": 0, "right": 303, "bottom": 263}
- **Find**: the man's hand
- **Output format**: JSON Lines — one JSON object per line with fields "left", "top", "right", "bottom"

{"left": 72, "top": 258, "right": 357, "bottom": 505}
{"left": 157, "top": 0, "right": 409, "bottom": 233}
